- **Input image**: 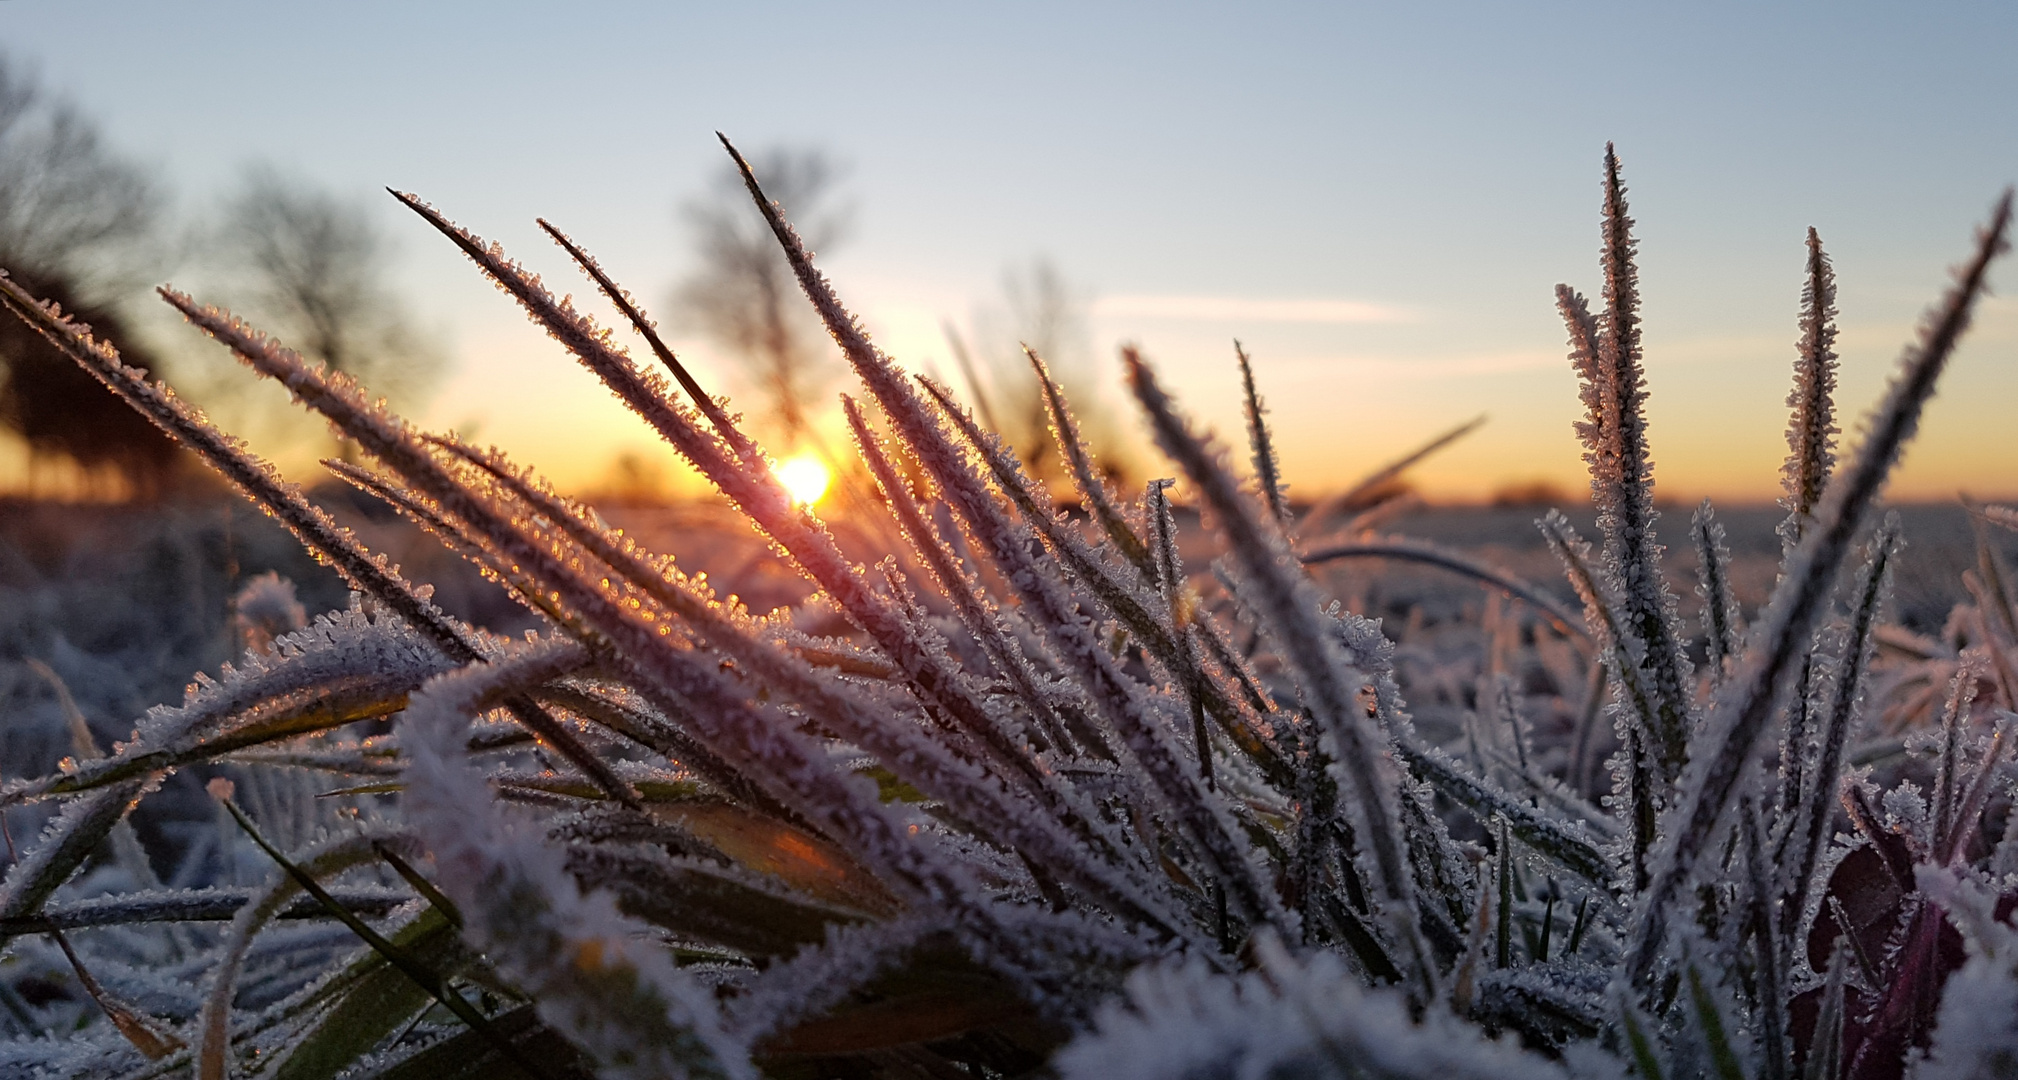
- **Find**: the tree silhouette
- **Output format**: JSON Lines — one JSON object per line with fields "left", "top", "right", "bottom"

{"left": 954, "top": 258, "right": 1134, "bottom": 489}
{"left": 672, "top": 147, "right": 848, "bottom": 452}
{"left": 208, "top": 167, "right": 445, "bottom": 434}
{"left": 0, "top": 54, "right": 180, "bottom": 498}
{"left": 0, "top": 268, "right": 180, "bottom": 497}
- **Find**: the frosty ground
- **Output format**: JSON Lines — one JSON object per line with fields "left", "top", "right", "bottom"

{"left": 4, "top": 492, "right": 2001, "bottom": 886}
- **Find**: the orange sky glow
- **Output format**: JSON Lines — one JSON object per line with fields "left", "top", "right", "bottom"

{"left": 1, "top": 5, "right": 2013, "bottom": 508}
{"left": 7, "top": 281, "right": 2014, "bottom": 508}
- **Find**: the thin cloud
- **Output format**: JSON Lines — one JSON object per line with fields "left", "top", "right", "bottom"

{"left": 1093, "top": 294, "right": 1416, "bottom": 324}
{"left": 1269, "top": 350, "right": 1563, "bottom": 381}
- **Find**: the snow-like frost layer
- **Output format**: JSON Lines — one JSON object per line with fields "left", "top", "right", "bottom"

{"left": 1056, "top": 934, "right": 1569, "bottom": 1080}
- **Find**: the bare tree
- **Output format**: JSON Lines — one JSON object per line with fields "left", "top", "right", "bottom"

{"left": 209, "top": 167, "right": 443, "bottom": 415}
{"left": 672, "top": 148, "right": 848, "bottom": 452}
{"left": 0, "top": 59, "right": 160, "bottom": 297}
{"left": 0, "top": 53, "right": 181, "bottom": 497}
{"left": 956, "top": 258, "right": 1133, "bottom": 488}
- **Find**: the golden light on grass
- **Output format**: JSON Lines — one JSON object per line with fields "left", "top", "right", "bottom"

{"left": 776, "top": 454, "right": 831, "bottom": 506}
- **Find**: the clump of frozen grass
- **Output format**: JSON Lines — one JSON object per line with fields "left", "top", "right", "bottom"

{"left": 0, "top": 143, "right": 2012, "bottom": 1080}
{"left": 231, "top": 572, "right": 307, "bottom": 655}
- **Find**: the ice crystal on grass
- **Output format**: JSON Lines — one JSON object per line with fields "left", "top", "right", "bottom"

{"left": 401, "top": 642, "right": 750, "bottom": 1080}
{"left": 1565, "top": 147, "right": 1695, "bottom": 792}
{"left": 1, "top": 144, "right": 2013, "bottom": 1080}
{"left": 1056, "top": 934, "right": 1569, "bottom": 1080}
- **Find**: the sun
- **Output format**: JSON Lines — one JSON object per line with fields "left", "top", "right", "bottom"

{"left": 775, "top": 455, "right": 831, "bottom": 507}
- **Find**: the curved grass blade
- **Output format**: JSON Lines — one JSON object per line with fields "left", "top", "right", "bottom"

{"left": 0, "top": 781, "right": 151, "bottom": 952}
{"left": 0, "top": 887, "right": 411, "bottom": 934}
{"left": 1301, "top": 534, "right": 1590, "bottom": 642}
{"left": 1301, "top": 414, "right": 1486, "bottom": 531}
{"left": 49, "top": 929, "right": 184, "bottom": 1059}
{"left": 402, "top": 642, "right": 763, "bottom": 1080}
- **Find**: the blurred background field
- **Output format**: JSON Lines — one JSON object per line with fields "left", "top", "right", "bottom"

{"left": 6, "top": 484, "right": 2010, "bottom": 898}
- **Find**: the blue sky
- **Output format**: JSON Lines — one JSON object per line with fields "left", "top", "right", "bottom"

{"left": 5, "top": 2, "right": 2016, "bottom": 499}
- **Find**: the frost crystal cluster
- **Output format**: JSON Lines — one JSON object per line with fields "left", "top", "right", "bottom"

{"left": 1, "top": 141, "right": 2016, "bottom": 1080}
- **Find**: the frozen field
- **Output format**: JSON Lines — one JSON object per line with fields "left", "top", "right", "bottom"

{"left": 5, "top": 490, "right": 2001, "bottom": 788}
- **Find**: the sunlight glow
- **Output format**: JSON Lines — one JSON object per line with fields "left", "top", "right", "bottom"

{"left": 776, "top": 455, "right": 832, "bottom": 506}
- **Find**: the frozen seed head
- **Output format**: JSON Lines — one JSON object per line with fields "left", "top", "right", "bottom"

{"left": 233, "top": 572, "right": 307, "bottom": 653}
